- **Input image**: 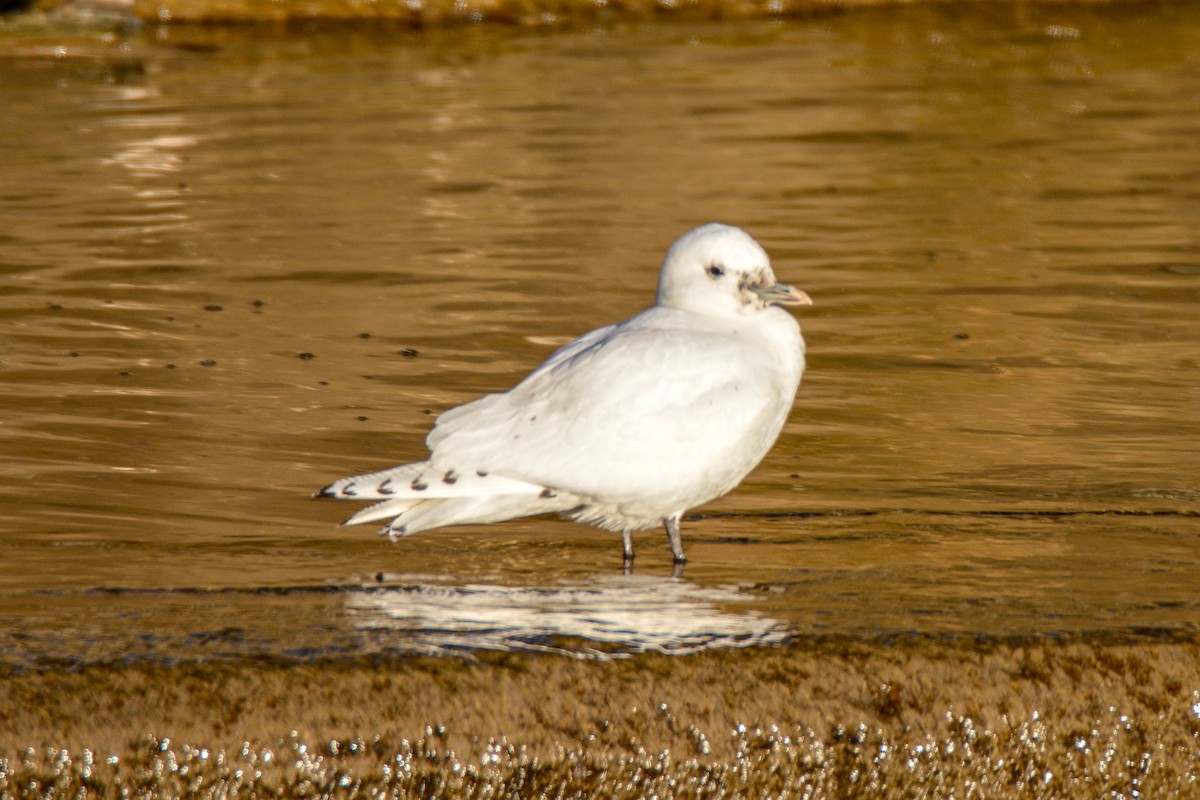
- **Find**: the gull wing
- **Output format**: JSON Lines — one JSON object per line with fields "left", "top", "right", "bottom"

{"left": 425, "top": 309, "right": 797, "bottom": 504}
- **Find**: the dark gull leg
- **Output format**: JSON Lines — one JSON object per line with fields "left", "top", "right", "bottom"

{"left": 664, "top": 515, "right": 685, "bottom": 564}
{"left": 622, "top": 529, "right": 635, "bottom": 569}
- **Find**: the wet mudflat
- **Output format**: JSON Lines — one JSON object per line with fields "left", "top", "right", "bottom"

{"left": 4, "top": 639, "right": 1200, "bottom": 798}
{"left": 2, "top": 2, "right": 1199, "bottom": 796}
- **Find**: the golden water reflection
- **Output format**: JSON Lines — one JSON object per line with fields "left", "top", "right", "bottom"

{"left": 0, "top": 5, "right": 1198, "bottom": 664}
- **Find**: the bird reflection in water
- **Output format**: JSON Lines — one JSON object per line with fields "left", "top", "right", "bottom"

{"left": 345, "top": 574, "right": 788, "bottom": 658}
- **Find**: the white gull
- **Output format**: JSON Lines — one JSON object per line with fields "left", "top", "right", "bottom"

{"left": 316, "top": 223, "right": 811, "bottom": 566}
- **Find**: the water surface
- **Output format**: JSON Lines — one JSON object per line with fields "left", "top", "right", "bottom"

{"left": 1, "top": 5, "right": 1198, "bottom": 667}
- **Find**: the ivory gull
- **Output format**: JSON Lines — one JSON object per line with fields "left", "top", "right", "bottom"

{"left": 316, "top": 223, "right": 811, "bottom": 566}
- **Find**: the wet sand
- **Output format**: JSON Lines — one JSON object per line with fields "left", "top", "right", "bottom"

{"left": 20, "top": 0, "right": 1177, "bottom": 26}
{"left": 4, "top": 637, "right": 1199, "bottom": 797}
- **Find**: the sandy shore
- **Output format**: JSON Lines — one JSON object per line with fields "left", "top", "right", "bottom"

{"left": 19, "top": 0, "right": 1169, "bottom": 26}
{"left": 3, "top": 636, "right": 1198, "bottom": 797}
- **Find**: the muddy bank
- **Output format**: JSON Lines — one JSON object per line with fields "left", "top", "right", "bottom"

{"left": 3, "top": 637, "right": 1199, "bottom": 797}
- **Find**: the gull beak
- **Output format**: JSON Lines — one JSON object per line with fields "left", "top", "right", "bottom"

{"left": 752, "top": 281, "right": 813, "bottom": 308}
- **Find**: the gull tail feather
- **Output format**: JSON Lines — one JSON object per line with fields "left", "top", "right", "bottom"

{"left": 316, "top": 464, "right": 425, "bottom": 500}
{"left": 316, "top": 461, "right": 542, "bottom": 501}
{"left": 379, "top": 493, "right": 576, "bottom": 538}
{"left": 342, "top": 497, "right": 421, "bottom": 527}
{"left": 318, "top": 460, "right": 577, "bottom": 538}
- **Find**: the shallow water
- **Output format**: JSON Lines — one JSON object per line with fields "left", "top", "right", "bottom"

{"left": 1, "top": 4, "right": 1199, "bottom": 668}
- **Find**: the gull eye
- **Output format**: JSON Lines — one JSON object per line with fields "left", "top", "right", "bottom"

{"left": 706, "top": 264, "right": 725, "bottom": 279}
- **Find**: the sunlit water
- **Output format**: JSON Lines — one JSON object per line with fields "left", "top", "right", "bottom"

{"left": 1, "top": 5, "right": 1198, "bottom": 668}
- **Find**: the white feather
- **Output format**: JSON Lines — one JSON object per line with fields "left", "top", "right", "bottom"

{"left": 317, "top": 223, "right": 809, "bottom": 562}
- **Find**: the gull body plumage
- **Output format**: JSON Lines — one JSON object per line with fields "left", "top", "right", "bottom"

{"left": 317, "top": 223, "right": 811, "bottom": 566}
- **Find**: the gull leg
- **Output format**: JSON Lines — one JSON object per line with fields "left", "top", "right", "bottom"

{"left": 622, "top": 529, "right": 635, "bottom": 570}
{"left": 664, "top": 515, "right": 686, "bottom": 565}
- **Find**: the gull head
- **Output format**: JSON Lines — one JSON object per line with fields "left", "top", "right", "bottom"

{"left": 655, "top": 223, "right": 812, "bottom": 318}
